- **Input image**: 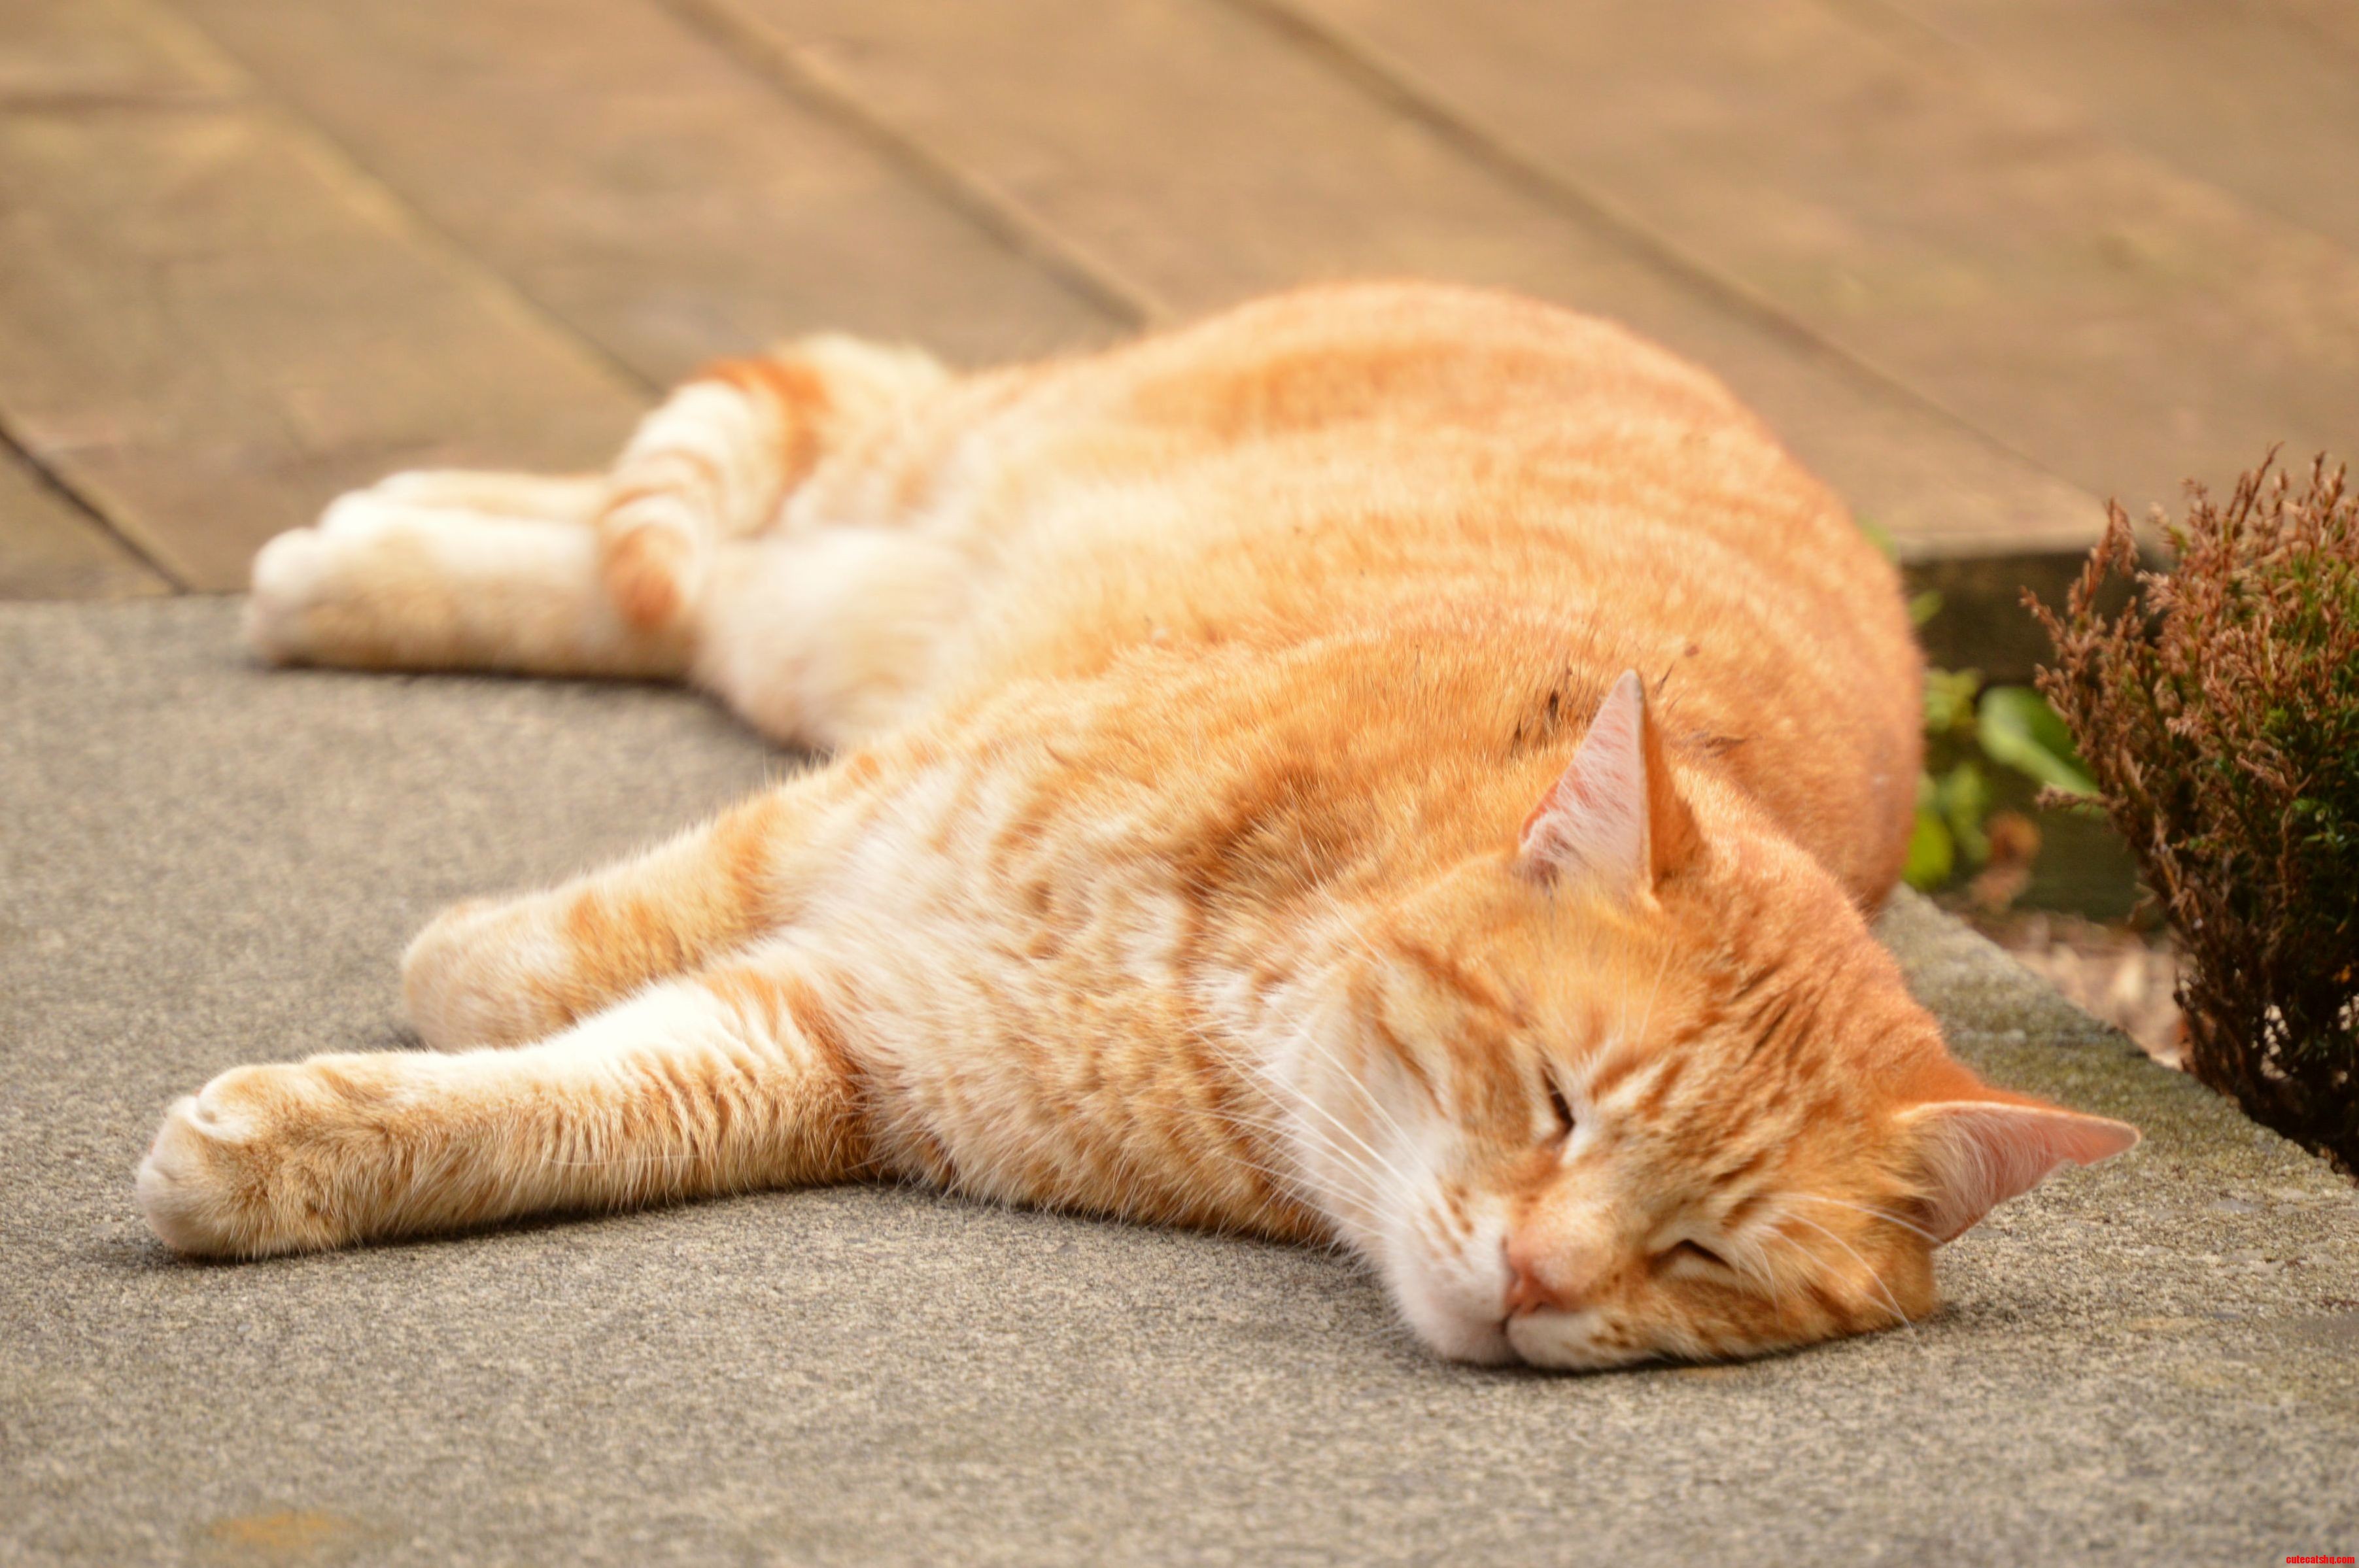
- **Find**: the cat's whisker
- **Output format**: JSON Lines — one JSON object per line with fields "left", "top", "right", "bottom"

{"left": 1630, "top": 942, "right": 1677, "bottom": 1053}
{"left": 1180, "top": 1000, "right": 1424, "bottom": 1215}
{"left": 1283, "top": 1019, "right": 1424, "bottom": 1168}
{"left": 1310, "top": 885, "right": 1388, "bottom": 973}
{"left": 1726, "top": 1231, "right": 1791, "bottom": 1326}
{"left": 1269, "top": 1048, "right": 1422, "bottom": 1208}
{"left": 1785, "top": 1192, "right": 1940, "bottom": 1245}
{"left": 1165, "top": 1127, "right": 1339, "bottom": 1226}
{"left": 1303, "top": 896, "right": 1422, "bottom": 1133}
{"left": 1118, "top": 1084, "right": 1339, "bottom": 1172}
{"left": 1119, "top": 1095, "right": 1388, "bottom": 1224}
{"left": 1609, "top": 910, "right": 1651, "bottom": 1048}
{"left": 1780, "top": 1211, "right": 1913, "bottom": 1331}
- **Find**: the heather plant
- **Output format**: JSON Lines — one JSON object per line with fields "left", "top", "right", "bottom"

{"left": 2031, "top": 454, "right": 2359, "bottom": 1172}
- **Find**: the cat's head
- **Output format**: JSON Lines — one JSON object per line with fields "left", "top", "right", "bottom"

{"left": 1290, "top": 671, "right": 2137, "bottom": 1369}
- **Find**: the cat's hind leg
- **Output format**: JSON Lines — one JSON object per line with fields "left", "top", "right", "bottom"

{"left": 596, "top": 337, "right": 950, "bottom": 630}
{"left": 690, "top": 526, "right": 967, "bottom": 751}
{"left": 245, "top": 333, "right": 946, "bottom": 676}
{"left": 365, "top": 469, "right": 608, "bottom": 520}
{"left": 139, "top": 943, "right": 869, "bottom": 1257}
{"left": 247, "top": 496, "right": 690, "bottom": 679}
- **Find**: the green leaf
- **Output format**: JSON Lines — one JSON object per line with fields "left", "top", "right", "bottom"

{"left": 1936, "top": 760, "right": 1991, "bottom": 866}
{"left": 1904, "top": 804, "right": 1954, "bottom": 889}
{"left": 1908, "top": 589, "right": 1944, "bottom": 628}
{"left": 1976, "top": 685, "right": 2099, "bottom": 796}
{"left": 1857, "top": 517, "right": 1896, "bottom": 561}
{"left": 1903, "top": 774, "right": 1955, "bottom": 889}
{"left": 1923, "top": 667, "right": 1983, "bottom": 738}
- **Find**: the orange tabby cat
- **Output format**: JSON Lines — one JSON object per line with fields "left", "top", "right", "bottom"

{"left": 139, "top": 282, "right": 2135, "bottom": 1367}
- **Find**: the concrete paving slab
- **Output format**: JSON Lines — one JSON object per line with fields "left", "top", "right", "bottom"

{"left": 3, "top": 599, "right": 2352, "bottom": 1567}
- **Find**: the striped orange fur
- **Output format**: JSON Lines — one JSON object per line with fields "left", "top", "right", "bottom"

{"left": 150, "top": 282, "right": 2137, "bottom": 1367}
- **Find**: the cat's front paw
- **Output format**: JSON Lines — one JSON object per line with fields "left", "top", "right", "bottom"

{"left": 137, "top": 1064, "right": 356, "bottom": 1257}
{"left": 402, "top": 896, "right": 571, "bottom": 1050}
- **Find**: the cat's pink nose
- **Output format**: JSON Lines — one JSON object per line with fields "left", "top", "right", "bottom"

{"left": 1503, "top": 1236, "right": 1585, "bottom": 1316}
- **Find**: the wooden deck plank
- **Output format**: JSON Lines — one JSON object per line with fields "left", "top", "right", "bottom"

{"left": 0, "top": 445, "right": 171, "bottom": 600}
{"left": 1879, "top": 0, "right": 2359, "bottom": 256}
{"left": 166, "top": 0, "right": 1122, "bottom": 384}
{"left": 0, "top": 0, "right": 646, "bottom": 590}
{"left": 0, "top": 0, "right": 233, "bottom": 102}
{"left": 1267, "top": 0, "right": 2359, "bottom": 513}
{"left": 2278, "top": 0, "right": 2359, "bottom": 56}
{"left": 719, "top": 0, "right": 2099, "bottom": 556}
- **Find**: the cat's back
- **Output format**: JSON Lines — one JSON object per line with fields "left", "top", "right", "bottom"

{"left": 965, "top": 282, "right": 1899, "bottom": 650}
{"left": 877, "top": 282, "right": 1923, "bottom": 900}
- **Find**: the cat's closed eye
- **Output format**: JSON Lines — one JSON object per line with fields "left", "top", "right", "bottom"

{"left": 1541, "top": 1070, "right": 1577, "bottom": 1140}
{"left": 1657, "top": 1238, "right": 1734, "bottom": 1274}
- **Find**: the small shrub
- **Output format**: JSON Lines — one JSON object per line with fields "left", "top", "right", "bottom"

{"left": 2031, "top": 453, "right": 2359, "bottom": 1172}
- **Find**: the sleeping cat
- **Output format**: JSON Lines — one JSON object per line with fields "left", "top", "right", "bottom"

{"left": 136, "top": 282, "right": 2136, "bottom": 1368}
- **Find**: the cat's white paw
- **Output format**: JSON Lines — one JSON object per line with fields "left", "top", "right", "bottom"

{"left": 401, "top": 896, "right": 573, "bottom": 1050}
{"left": 317, "top": 491, "right": 407, "bottom": 539}
{"left": 245, "top": 490, "right": 426, "bottom": 661}
{"left": 137, "top": 1065, "right": 347, "bottom": 1257}
{"left": 139, "top": 1070, "right": 271, "bottom": 1256}
{"left": 242, "top": 527, "right": 341, "bottom": 664}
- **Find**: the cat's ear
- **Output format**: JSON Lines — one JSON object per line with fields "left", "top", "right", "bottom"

{"left": 1516, "top": 670, "right": 1699, "bottom": 895}
{"left": 1899, "top": 1100, "right": 2140, "bottom": 1243}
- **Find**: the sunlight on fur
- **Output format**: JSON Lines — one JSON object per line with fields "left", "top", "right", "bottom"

{"left": 139, "top": 282, "right": 2137, "bottom": 1368}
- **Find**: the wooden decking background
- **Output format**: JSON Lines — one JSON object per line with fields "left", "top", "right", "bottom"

{"left": 3, "top": 0, "right": 2354, "bottom": 598}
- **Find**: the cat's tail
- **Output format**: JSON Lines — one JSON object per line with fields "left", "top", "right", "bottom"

{"left": 596, "top": 337, "right": 951, "bottom": 631}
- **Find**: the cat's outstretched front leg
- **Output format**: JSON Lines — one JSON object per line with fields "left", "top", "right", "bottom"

{"left": 138, "top": 947, "right": 867, "bottom": 1257}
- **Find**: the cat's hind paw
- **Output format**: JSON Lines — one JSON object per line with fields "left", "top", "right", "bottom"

{"left": 243, "top": 488, "right": 489, "bottom": 666}
{"left": 242, "top": 526, "right": 343, "bottom": 665}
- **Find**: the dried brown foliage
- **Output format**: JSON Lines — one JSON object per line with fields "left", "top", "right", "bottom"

{"left": 2031, "top": 453, "right": 2358, "bottom": 1173}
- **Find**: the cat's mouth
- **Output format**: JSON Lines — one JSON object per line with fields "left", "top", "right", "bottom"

{"left": 1502, "top": 1305, "right": 1630, "bottom": 1370}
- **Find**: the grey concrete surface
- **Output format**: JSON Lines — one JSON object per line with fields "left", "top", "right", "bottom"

{"left": 3, "top": 598, "right": 2354, "bottom": 1567}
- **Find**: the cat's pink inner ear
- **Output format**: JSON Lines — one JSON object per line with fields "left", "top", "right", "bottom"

{"left": 1516, "top": 670, "right": 1695, "bottom": 893}
{"left": 1901, "top": 1100, "right": 2141, "bottom": 1243}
